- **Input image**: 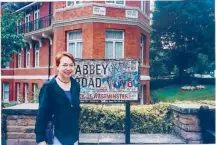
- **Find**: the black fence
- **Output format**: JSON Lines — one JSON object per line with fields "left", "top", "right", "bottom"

{"left": 17, "top": 14, "right": 52, "bottom": 34}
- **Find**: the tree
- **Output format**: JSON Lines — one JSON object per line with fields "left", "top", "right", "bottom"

{"left": 151, "top": 0, "right": 215, "bottom": 83}
{"left": 1, "top": 8, "right": 24, "bottom": 68}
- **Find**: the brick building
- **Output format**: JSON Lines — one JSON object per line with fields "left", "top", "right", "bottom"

{"left": 1, "top": 1, "right": 151, "bottom": 104}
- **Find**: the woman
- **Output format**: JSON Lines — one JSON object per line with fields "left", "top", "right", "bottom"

{"left": 35, "top": 52, "right": 80, "bottom": 145}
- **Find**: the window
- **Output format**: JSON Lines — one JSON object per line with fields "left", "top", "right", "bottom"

{"left": 67, "top": 30, "right": 82, "bottom": 58}
{"left": 141, "top": 1, "right": 146, "bottom": 14}
{"left": 18, "top": 49, "right": 22, "bottom": 68}
{"left": 3, "top": 83, "right": 9, "bottom": 102}
{"left": 67, "top": 1, "right": 82, "bottom": 7}
{"left": 34, "top": 9, "right": 40, "bottom": 30}
{"left": 16, "top": 83, "right": 21, "bottom": 103}
{"left": 17, "top": 20, "right": 22, "bottom": 33}
{"left": 26, "top": 47, "right": 30, "bottom": 68}
{"left": 33, "top": 84, "right": 39, "bottom": 103}
{"left": 106, "top": 0, "right": 125, "bottom": 5}
{"left": 105, "top": 30, "right": 124, "bottom": 59}
{"left": 24, "top": 83, "right": 29, "bottom": 103}
{"left": 140, "top": 34, "right": 145, "bottom": 64}
{"left": 35, "top": 43, "right": 40, "bottom": 67}
{"left": 25, "top": 14, "right": 30, "bottom": 32}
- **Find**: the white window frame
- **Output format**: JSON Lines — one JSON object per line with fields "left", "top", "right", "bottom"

{"left": 3, "top": 83, "right": 9, "bottom": 103}
{"left": 67, "top": 1, "right": 82, "bottom": 7}
{"left": 34, "top": 9, "right": 40, "bottom": 30}
{"left": 106, "top": 0, "right": 125, "bottom": 5}
{"left": 105, "top": 30, "right": 124, "bottom": 59}
{"left": 24, "top": 83, "right": 29, "bottom": 103}
{"left": 26, "top": 48, "right": 30, "bottom": 68}
{"left": 25, "top": 14, "right": 30, "bottom": 32}
{"left": 18, "top": 50, "right": 22, "bottom": 68}
{"left": 140, "top": 34, "right": 145, "bottom": 64}
{"left": 67, "top": 30, "right": 82, "bottom": 59}
{"left": 33, "top": 84, "right": 39, "bottom": 102}
{"left": 141, "top": 0, "right": 146, "bottom": 14}
{"left": 35, "top": 43, "right": 40, "bottom": 67}
{"left": 16, "top": 83, "right": 21, "bottom": 103}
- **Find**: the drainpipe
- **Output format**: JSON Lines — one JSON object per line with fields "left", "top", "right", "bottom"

{"left": 48, "top": 40, "right": 51, "bottom": 80}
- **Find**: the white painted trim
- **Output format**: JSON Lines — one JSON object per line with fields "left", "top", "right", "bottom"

{"left": 54, "top": 15, "right": 152, "bottom": 33}
{"left": 3, "top": 83, "right": 9, "bottom": 103}
{"left": 32, "top": 36, "right": 42, "bottom": 47}
{"left": 54, "top": 3, "right": 150, "bottom": 20}
{"left": 18, "top": 53, "right": 22, "bottom": 68}
{"left": 42, "top": 33, "right": 53, "bottom": 45}
{"left": 24, "top": 26, "right": 52, "bottom": 37}
{"left": 1, "top": 66, "right": 53, "bottom": 71}
{"left": 15, "top": 2, "right": 38, "bottom": 13}
{"left": 105, "top": 0, "right": 125, "bottom": 6}
{"left": 26, "top": 51, "right": 30, "bottom": 68}
{"left": 24, "top": 83, "right": 29, "bottom": 103}
{"left": 1, "top": 75, "right": 55, "bottom": 80}
{"left": 140, "top": 75, "right": 150, "bottom": 80}
{"left": 23, "top": 39, "right": 33, "bottom": 48}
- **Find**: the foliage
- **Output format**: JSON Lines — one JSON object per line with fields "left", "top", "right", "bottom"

{"left": 1, "top": 8, "right": 24, "bottom": 68}
{"left": 79, "top": 100, "right": 215, "bottom": 133}
{"left": 150, "top": 0, "right": 215, "bottom": 81}
{"left": 151, "top": 85, "right": 215, "bottom": 102}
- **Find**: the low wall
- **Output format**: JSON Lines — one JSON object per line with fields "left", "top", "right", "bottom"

{"left": 2, "top": 103, "right": 215, "bottom": 144}
{"left": 170, "top": 104, "right": 215, "bottom": 144}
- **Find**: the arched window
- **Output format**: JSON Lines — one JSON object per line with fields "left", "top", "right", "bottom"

{"left": 35, "top": 43, "right": 40, "bottom": 67}
{"left": 26, "top": 45, "right": 30, "bottom": 68}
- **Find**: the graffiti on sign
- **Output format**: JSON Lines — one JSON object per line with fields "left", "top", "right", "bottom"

{"left": 74, "top": 59, "right": 139, "bottom": 102}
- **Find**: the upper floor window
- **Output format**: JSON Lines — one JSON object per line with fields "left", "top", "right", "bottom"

{"left": 140, "top": 34, "right": 146, "bottom": 64}
{"left": 105, "top": 30, "right": 124, "bottom": 59}
{"left": 35, "top": 43, "right": 40, "bottom": 67}
{"left": 34, "top": 9, "right": 40, "bottom": 30}
{"left": 3, "top": 83, "right": 9, "bottom": 103}
{"left": 26, "top": 47, "right": 30, "bottom": 68}
{"left": 141, "top": 1, "right": 147, "bottom": 14}
{"left": 25, "top": 14, "right": 30, "bottom": 33}
{"left": 106, "top": 0, "right": 125, "bottom": 5}
{"left": 17, "top": 49, "right": 22, "bottom": 68}
{"left": 67, "top": 1, "right": 82, "bottom": 7}
{"left": 67, "top": 30, "right": 82, "bottom": 58}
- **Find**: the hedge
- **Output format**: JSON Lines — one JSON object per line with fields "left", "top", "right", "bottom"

{"left": 2, "top": 100, "right": 215, "bottom": 144}
{"left": 79, "top": 100, "right": 215, "bottom": 134}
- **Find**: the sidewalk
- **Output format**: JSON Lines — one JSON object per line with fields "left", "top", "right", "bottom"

{"left": 79, "top": 133, "right": 186, "bottom": 144}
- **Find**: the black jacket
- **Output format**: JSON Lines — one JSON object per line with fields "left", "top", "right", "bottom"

{"left": 35, "top": 76, "right": 80, "bottom": 144}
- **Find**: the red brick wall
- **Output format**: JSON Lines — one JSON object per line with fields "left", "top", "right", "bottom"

{"left": 40, "top": 2, "right": 49, "bottom": 18}
{"left": 126, "top": 1, "right": 141, "bottom": 8}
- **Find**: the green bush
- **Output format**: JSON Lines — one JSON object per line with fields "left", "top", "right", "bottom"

{"left": 80, "top": 100, "right": 215, "bottom": 134}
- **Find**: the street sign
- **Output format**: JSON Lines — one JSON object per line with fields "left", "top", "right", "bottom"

{"left": 74, "top": 59, "right": 139, "bottom": 103}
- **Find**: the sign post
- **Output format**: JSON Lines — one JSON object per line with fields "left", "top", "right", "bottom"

{"left": 125, "top": 102, "right": 130, "bottom": 144}
{"left": 74, "top": 59, "right": 139, "bottom": 143}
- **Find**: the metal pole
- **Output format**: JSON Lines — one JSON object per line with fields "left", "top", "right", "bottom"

{"left": 125, "top": 102, "right": 130, "bottom": 143}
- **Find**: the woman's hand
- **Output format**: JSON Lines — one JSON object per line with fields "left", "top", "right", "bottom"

{"left": 38, "top": 141, "right": 47, "bottom": 145}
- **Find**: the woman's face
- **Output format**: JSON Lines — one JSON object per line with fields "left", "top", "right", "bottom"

{"left": 57, "top": 56, "right": 75, "bottom": 78}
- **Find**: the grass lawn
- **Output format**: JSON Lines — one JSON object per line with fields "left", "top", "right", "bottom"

{"left": 151, "top": 85, "right": 215, "bottom": 102}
